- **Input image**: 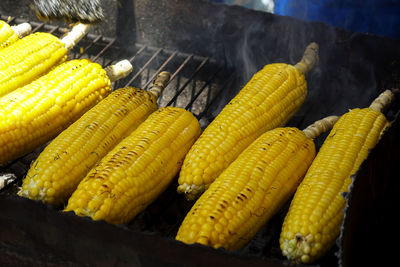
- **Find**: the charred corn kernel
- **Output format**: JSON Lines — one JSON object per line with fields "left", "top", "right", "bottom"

{"left": 280, "top": 90, "right": 393, "bottom": 264}
{"left": 176, "top": 116, "right": 338, "bottom": 250}
{"left": 178, "top": 43, "right": 319, "bottom": 200}
{"left": 0, "top": 32, "right": 67, "bottom": 97}
{"left": 0, "top": 20, "right": 19, "bottom": 49}
{"left": 18, "top": 72, "right": 170, "bottom": 206}
{"left": 65, "top": 107, "right": 201, "bottom": 225}
{"left": 0, "top": 59, "right": 112, "bottom": 166}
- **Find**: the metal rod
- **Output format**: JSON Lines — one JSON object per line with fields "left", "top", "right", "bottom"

{"left": 185, "top": 67, "right": 223, "bottom": 111}
{"left": 124, "top": 48, "right": 163, "bottom": 87}
{"left": 32, "top": 22, "right": 45, "bottom": 33}
{"left": 128, "top": 45, "right": 147, "bottom": 63}
{"left": 170, "top": 54, "right": 193, "bottom": 83}
{"left": 91, "top": 38, "right": 116, "bottom": 62}
{"left": 197, "top": 71, "right": 236, "bottom": 119}
{"left": 48, "top": 25, "right": 60, "bottom": 34}
{"left": 166, "top": 57, "right": 209, "bottom": 106}
{"left": 77, "top": 35, "right": 102, "bottom": 59}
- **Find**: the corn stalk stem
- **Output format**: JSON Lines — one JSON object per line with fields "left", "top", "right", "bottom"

{"left": 11, "top": 22, "right": 32, "bottom": 38}
{"left": 61, "top": 23, "right": 90, "bottom": 51}
{"left": 369, "top": 90, "right": 394, "bottom": 112}
{"left": 303, "top": 115, "right": 339, "bottom": 140}
{"left": 294, "top": 42, "right": 319, "bottom": 74}
{"left": 105, "top": 59, "right": 133, "bottom": 82}
{"left": 148, "top": 71, "right": 171, "bottom": 99}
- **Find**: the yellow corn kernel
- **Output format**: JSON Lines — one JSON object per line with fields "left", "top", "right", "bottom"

{"left": 178, "top": 43, "right": 319, "bottom": 200}
{"left": 280, "top": 90, "right": 393, "bottom": 264}
{"left": 18, "top": 72, "right": 170, "bottom": 206}
{"left": 176, "top": 116, "right": 338, "bottom": 250}
{"left": 0, "top": 59, "right": 112, "bottom": 166}
{"left": 0, "top": 20, "right": 19, "bottom": 49}
{"left": 64, "top": 107, "right": 201, "bottom": 225}
{"left": 0, "top": 32, "right": 67, "bottom": 97}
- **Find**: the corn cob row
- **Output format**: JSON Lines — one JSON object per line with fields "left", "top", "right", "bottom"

{"left": 18, "top": 72, "right": 171, "bottom": 206}
{"left": 0, "top": 23, "right": 89, "bottom": 97}
{"left": 0, "top": 20, "right": 31, "bottom": 49}
{"left": 0, "top": 58, "right": 133, "bottom": 166}
{"left": 64, "top": 107, "right": 201, "bottom": 225}
{"left": 280, "top": 90, "right": 394, "bottom": 264}
{"left": 178, "top": 42, "right": 319, "bottom": 200}
{"left": 175, "top": 116, "right": 338, "bottom": 250}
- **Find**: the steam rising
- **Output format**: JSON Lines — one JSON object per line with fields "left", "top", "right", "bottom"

{"left": 205, "top": 4, "right": 382, "bottom": 131}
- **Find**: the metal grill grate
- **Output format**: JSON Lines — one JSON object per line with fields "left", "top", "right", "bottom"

{"left": 1, "top": 16, "right": 235, "bottom": 121}
{"left": 0, "top": 15, "right": 236, "bottom": 192}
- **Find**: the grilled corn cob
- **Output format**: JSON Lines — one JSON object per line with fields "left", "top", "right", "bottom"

{"left": 0, "top": 58, "right": 133, "bottom": 166}
{"left": 280, "top": 90, "right": 394, "bottom": 264}
{"left": 32, "top": 0, "right": 104, "bottom": 23}
{"left": 176, "top": 116, "right": 338, "bottom": 250}
{"left": 64, "top": 107, "right": 201, "bottom": 225}
{"left": 18, "top": 72, "right": 171, "bottom": 206}
{"left": 0, "top": 23, "right": 89, "bottom": 97}
{"left": 0, "top": 20, "right": 31, "bottom": 49}
{"left": 178, "top": 43, "right": 319, "bottom": 200}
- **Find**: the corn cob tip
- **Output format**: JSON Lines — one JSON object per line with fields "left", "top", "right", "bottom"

{"left": 281, "top": 234, "right": 316, "bottom": 264}
{"left": 302, "top": 115, "right": 339, "bottom": 140}
{"left": 61, "top": 23, "right": 90, "bottom": 50}
{"left": 369, "top": 89, "right": 394, "bottom": 112}
{"left": 177, "top": 183, "right": 206, "bottom": 201}
{"left": 0, "top": 173, "right": 17, "bottom": 190}
{"left": 105, "top": 60, "right": 133, "bottom": 82}
{"left": 10, "top": 22, "right": 32, "bottom": 38}
{"left": 294, "top": 42, "right": 319, "bottom": 74}
{"left": 148, "top": 71, "right": 171, "bottom": 98}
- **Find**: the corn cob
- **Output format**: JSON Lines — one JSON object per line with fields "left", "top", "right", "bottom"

{"left": 0, "top": 58, "right": 133, "bottom": 166}
{"left": 175, "top": 116, "right": 338, "bottom": 250}
{"left": 280, "top": 90, "right": 394, "bottom": 264}
{"left": 18, "top": 72, "right": 171, "bottom": 206}
{"left": 64, "top": 107, "right": 201, "bottom": 225}
{"left": 0, "top": 20, "right": 31, "bottom": 49}
{"left": 32, "top": 0, "right": 104, "bottom": 23}
{"left": 177, "top": 43, "right": 319, "bottom": 200}
{"left": 0, "top": 23, "right": 89, "bottom": 97}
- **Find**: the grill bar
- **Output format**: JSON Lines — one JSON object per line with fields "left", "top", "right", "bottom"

{"left": 170, "top": 54, "right": 193, "bottom": 83}
{"left": 31, "top": 22, "right": 45, "bottom": 33}
{"left": 166, "top": 57, "right": 209, "bottom": 106}
{"left": 91, "top": 38, "right": 116, "bottom": 62}
{"left": 197, "top": 71, "right": 237, "bottom": 119}
{"left": 76, "top": 35, "right": 102, "bottom": 58}
{"left": 125, "top": 47, "right": 163, "bottom": 87}
{"left": 185, "top": 66, "right": 223, "bottom": 111}
{"left": 128, "top": 45, "right": 147, "bottom": 62}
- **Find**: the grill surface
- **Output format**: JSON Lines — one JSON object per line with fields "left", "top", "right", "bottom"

{"left": 0, "top": 7, "right": 399, "bottom": 266}
{"left": 0, "top": 15, "right": 235, "bottom": 187}
{"left": 1, "top": 15, "right": 234, "bottom": 121}
{"left": 0, "top": 15, "right": 339, "bottom": 267}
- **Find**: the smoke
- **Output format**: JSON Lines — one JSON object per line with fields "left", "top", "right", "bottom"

{"left": 134, "top": 0, "right": 388, "bottom": 131}
{"left": 213, "top": 9, "right": 381, "bottom": 130}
